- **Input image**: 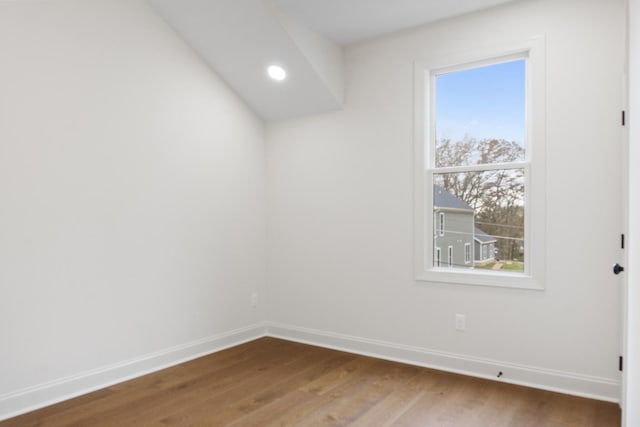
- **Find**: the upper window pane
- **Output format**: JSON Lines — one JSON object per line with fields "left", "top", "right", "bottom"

{"left": 435, "top": 59, "right": 526, "bottom": 167}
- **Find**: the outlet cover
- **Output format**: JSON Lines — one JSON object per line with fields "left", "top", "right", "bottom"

{"left": 455, "top": 314, "right": 466, "bottom": 331}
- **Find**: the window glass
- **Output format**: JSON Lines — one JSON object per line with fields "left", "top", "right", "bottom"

{"left": 435, "top": 60, "right": 526, "bottom": 168}
{"left": 432, "top": 169, "right": 525, "bottom": 272}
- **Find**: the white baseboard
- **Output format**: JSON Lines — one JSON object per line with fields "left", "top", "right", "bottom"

{"left": 264, "top": 322, "right": 620, "bottom": 403}
{"left": 1, "top": 321, "right": 620, "bottom": 421}
{"left": 0, "top": 323, "right": 267, "bottom": 421}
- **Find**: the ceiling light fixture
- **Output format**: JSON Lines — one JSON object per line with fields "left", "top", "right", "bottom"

{"left": 267, "top": 65, "right": 287, "bottom": 81}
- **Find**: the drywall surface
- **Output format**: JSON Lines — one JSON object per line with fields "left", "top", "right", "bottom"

{"left": 265, "top": 0, "right": 344, "bottom": 106}
{"left": 149, "top": 0, "right": 342, "bottom": 120}
{"left": 266, "top": 0, "right": 625, "bottom": 399}
{"left": 0, "top": 0, "right": 265, "bottom": 416}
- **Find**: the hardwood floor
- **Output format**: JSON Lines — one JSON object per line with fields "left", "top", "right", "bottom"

{"left": 1, "top": 337, "right": 620, "bottom": 426}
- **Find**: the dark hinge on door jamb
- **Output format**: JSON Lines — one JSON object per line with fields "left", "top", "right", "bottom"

{"left": 622, "top": 110, "right": 626, "bottom": 126}
{"left": 620, "top": 356, "right": 624, "bottom": 372}
{"left": 622, "top": 234, "right": 625, "bottom": 249}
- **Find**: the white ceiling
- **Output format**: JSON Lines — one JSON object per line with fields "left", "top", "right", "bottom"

{"left": 273, "top": 0, "right": 518, "bottom": 45}
{"left": 149, "top": 0, "right": 518, "bottom": 120}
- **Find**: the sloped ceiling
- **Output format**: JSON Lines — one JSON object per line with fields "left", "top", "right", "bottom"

{"left": 148, "top": 0, "right": 517, "bottom": 121}
{"left": 273, "top": 0, "right": 518, "bottom": 45}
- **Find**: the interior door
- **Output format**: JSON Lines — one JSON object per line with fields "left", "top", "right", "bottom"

{"left": 623, "top": 1, "right": 639, "bottom": 424}
{"left": 620, "top": 71, "right": 629, "bottom": 423}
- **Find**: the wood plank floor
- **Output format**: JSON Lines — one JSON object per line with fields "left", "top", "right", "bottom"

{"left": 0, "top": 337, "right": 620, "bottom": 426}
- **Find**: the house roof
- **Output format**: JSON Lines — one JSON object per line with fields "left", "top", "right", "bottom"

{"left": 474, "top": 227, "right": 497, "bottom": 244}
{"left": 433, "top": 185, "right": 473, "bottom": 211}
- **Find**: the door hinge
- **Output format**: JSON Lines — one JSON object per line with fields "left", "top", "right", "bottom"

{"left": 622, "top": 233, "right": 625, "bottom": 249}
{"left": 622, "top": 110, "right": 626, "bottom": 126}
{"left": 620, "top": 356, "right": 624, "bottom": 372}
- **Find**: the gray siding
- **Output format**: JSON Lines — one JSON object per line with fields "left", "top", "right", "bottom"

{"left": 433, "top": 209, "right": 474, "bottom": 268}
{"left": 474, "top": 240, "right": 495, "bottom": 262}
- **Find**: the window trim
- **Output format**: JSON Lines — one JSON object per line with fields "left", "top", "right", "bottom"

{"left": 439, "top": 212, "right": 445, "bottom": 237}
{"left": 413, "top": 37, "right": 546, "bottom": 290}
{"left": 465, "top": 243, "right": 471, "bottom": 264}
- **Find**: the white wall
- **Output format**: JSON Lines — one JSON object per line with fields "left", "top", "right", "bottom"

{"left": 0, "top": 0, "right": 265, "bottom": 417}
{"left": 266, "top": 0, "right": 626, "bottom": 400}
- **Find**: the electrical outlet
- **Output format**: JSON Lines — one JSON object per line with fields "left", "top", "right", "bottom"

{"left": 251, "top": 293, "right": 258, "bottom": 308}
{"left": 455, "top": 314, "right": 466, "bottom": 331}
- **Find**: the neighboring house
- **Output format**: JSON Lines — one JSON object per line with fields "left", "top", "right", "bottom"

{"left": 474, "top": 227, "right": 497, "bottom": 262}
{"left": 433, "top": 185, "right": 474, "bottom": 268}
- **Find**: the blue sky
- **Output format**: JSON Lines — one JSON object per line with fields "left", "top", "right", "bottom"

{"left": 435, "top": 59, "right": 525, "bottom": 145}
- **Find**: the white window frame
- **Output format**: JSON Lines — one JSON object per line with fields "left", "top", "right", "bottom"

{"left": 465, "top": 243, "right": 471, "bottom": 264}
{"left": 439, "top": 212, "right": 445, "bottom": 236}
{"left": 448, "top": 246, "right": 453, "bottom": 268}
{"left": 414, "top": 37, "right": 546, "bottom": 290}
{"left": 435, "top": 247, "right": 441, "bottom": 267}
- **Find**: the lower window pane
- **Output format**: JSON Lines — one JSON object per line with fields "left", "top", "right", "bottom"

{"left": 432, "top": 169, "right": 525, "bottom": 273}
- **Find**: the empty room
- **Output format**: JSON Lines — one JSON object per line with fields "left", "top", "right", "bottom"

{"left": 1, "top": 0, "right": 639, "bottom": 425}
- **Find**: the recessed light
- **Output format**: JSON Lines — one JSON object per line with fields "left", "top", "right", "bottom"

{"left": 267, "top": 65, "right": 287, "bottom": 81}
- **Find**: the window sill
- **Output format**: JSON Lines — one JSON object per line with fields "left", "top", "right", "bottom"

{"left": 415, "top": 268, "right": 544, "bottom": 290}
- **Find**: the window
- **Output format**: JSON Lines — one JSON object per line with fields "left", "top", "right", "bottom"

{"left": 435, "top": 247, "right": 441, "bottom": 267}
{"left": 414, "top": 38, "right": 546, "bottom": 289}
